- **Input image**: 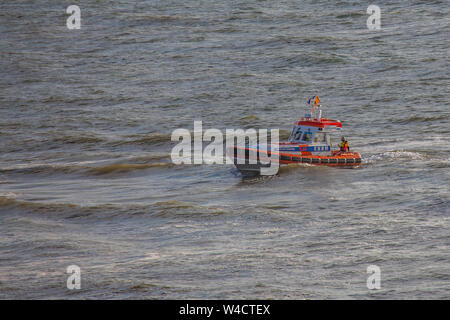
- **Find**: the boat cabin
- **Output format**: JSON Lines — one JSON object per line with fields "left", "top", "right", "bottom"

{"left": 288, "top": 111, "right": 342, "bottom": 152}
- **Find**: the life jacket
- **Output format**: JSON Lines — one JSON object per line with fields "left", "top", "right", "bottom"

{"left": 340, "top": 141, "right": 349, "bottom": 152}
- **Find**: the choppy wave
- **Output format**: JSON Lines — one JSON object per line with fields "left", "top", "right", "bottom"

{"left": 0, "top": 192, "right": 18, "bottom": 199}
{"left": 0, "top": 196, "right": 225, "bottom": 220}
{"left": 8, "top": 132, "right": 173, "bottom": 152}
{"left": 120, "top": 13, "right": 201, "bottom": 27}
{"left": 391, "top": 114, "right": 449, "bottom": 124}
{"left": 88, "top": 162, "right": 174, "bottom": 175}
{"left": 0, "top": 159, "right": 174, "bottom": 176}
{"left": 0, "top": 196, "right": 79, "bottom": 215}
{"left": 52, "top": 134, "right": 105, "bottom": 145}
{"left": 118, "top": 133, "right": 172, "bottom": 146}
{"left": 278, "top": 163, "right": 311, "bottom": 173}
{"left": 277, "top": 54, "right": 346, "bottom": 68}
{"left": 335, "top": 12, "right": 365, "bottom": 19}
{"left": 239, "top": 115, "right": 259, "bottom": 123}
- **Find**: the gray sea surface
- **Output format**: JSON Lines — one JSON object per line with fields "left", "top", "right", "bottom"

{"left": 0, "top": 0, "right": 449, "bottom": 299}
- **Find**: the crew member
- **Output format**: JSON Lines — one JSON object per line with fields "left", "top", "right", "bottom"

{"left": 339, "top": 136, "right": 350, "bottom": 152}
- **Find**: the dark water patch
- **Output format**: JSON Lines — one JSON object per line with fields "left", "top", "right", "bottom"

{"left": 52, "top": 134, "right": 106, "bottom": 145}
{"left": 390, "top": 114, "right": 449, "bottom": 124}
{"left": 275, "top": 53, "right": 347, "bottom": 68}
{"left": 428, "top": 160, "right": 450, "bottom": 169}
{"left": 119, "top": 14, "right": 203, "bottom": 28}
{"left": 335, "top": 12, "right": 365, "bottom": 19}
{"left": 140, "top": 200, "right": 226, "bottom": 218}
{"left": 373, "top": 65, "right": 402, "bottom": 73}
{"left": 0, "top": 164, "right": 81, "bottom": 176}
{"left": 125, "top": 154, "right": 171, "bottom": 163}
{"left": 0, "top": 196, "right": 78, "bottom": 216}
{"left": 413, "top": 198, "right": 450, "bottom": 216}
{"left": 113, "top": 133, "right": 172, "bottom": 146}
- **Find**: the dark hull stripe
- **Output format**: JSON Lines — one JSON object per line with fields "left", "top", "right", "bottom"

{"left": 231, "top": 147, "right": 361, "bottom": 166}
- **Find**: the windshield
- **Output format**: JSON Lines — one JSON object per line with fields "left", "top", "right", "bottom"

{"left": 302, "top": 132, "right": 312, "bottom": 142}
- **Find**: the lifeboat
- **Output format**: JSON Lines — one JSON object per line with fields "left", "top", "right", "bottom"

{"left": 226, "top": 97, "right": 362, "bottom": 175}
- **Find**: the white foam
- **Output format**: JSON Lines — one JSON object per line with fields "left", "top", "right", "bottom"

{"left": 363, "top": 150, "right": 424, "bottom": 164}
{"left": 0, "top": 192, "right": 18, "bottom": 198}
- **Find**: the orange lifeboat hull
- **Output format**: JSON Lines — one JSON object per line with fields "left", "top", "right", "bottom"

{"left": 277, "top": 150, "right": 362, "bottom": 166}
{"left": 228, "top": 146, "right": 362, "bottom": 173}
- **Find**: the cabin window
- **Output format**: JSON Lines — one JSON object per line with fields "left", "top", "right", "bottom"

{"left": 294, "top": 129, "right": 302, "bottom": 141}
{"left": 313, "top": 132, "right": 327, "bottom": 143}
{"left": 302, "top": 132, "right": 312, "bottom": 142}
{"left": 289, "top": 128, "right": 295, "bottom": 140}
{"left": 289, "top": 127, "right": 299, "bottom": 141}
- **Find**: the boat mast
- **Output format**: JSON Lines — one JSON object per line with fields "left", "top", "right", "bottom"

{"left": 306, "top": 95, "right": 322, "bottom": 120}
